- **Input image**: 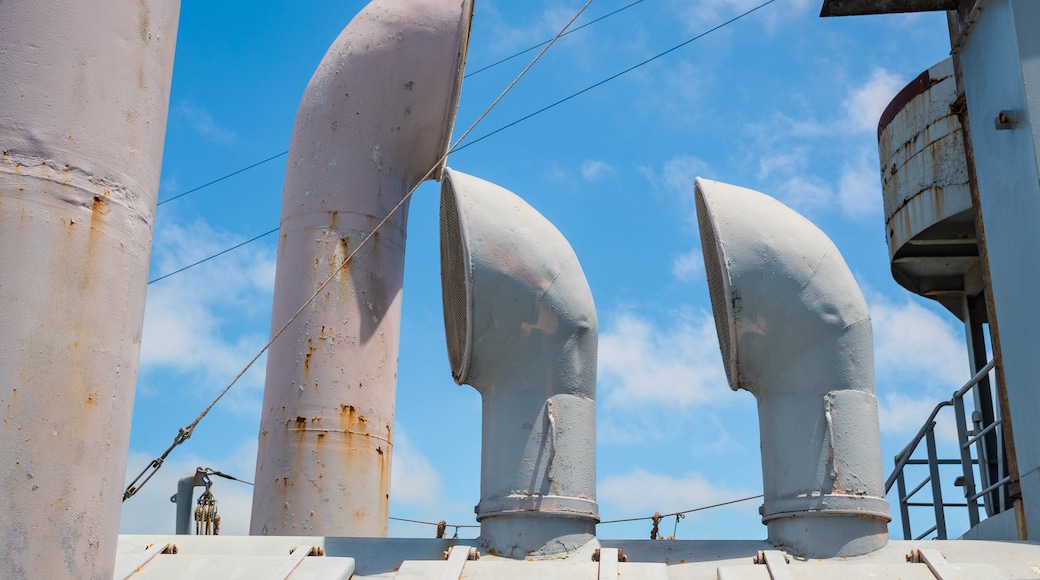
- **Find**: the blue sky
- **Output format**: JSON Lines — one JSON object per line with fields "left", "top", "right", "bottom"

{"left": 120, "top": 0, "right": 983, "bottom": 541}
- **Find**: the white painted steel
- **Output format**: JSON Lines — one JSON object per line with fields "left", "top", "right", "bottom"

{"left": 112, "top": 535, "right": 1032, "bottom": 578}
{"left": 270, "top": 545, "right": 323, "bottom": 580}
{"left": 957, "top": 0, "right": 1040, "bottom": 540}
{"left": 760, "top": 551, "right": 794, "bottom": 580}
{"left": 0, "top": 1, "right": 180, "bottom": 578}
{"left": 877, "top": 58, "right": 976, "bottom": 297}
{"left": 597, "top": 548, "right": 620, "bottom": 580}
{"left": 439, "top": 169, "right": 599, "bottom": 558}
{"left": 879, "top": 59, "right": 970, "bottom": 251}
{"left": 114, "top": 543, "right": 176, "bottom": 580}
{"left": 438, "top": 545, "right": 475, "bottom": 580}
{"left": 694, "top": 178, "right": 891, "bottom": 558}
{"left": 251, "top": 0, "right": 473, "bottom": 537}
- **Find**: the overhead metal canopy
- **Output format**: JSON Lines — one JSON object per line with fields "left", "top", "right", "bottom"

{"left": 820, "top": 0, "right": 956, "bottom": 16}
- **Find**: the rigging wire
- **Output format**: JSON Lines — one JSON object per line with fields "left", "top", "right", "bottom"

{"left": 124, "top": 0, "right": 597, "bottom": 503}
{"left": 463, "top": 0, "right": 648, "bottom": 78}
{"left": 146, "top": 0, "right": 780, "bottom": 284}
{"left": 454, "top": 0, "right": 779, "bottom": 152}
{"left": 597, "top": 494, "right": 763, "bottom": 525}
{"left": 156, "top": 151, "right": 288, "bottom": 206}
{"left": 150, "top": 2, "right": 640, "bottom": 210}
{"left": 387, "top": 494, "right": 763, "bottom": 539}
{"left": 148, "top": 227, "right": 279, "bottom": 284}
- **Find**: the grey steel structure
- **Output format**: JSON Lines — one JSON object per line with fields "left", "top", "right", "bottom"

{"left": 2, "top": 0, "right": 1040, "bottom": 577}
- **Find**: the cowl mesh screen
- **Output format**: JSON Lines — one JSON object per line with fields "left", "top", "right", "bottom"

{"left": 440, "top": 177, "right": 470, "bottom": 380}
{"left": 695, "top": 190, "right": 735, "bottom": 387}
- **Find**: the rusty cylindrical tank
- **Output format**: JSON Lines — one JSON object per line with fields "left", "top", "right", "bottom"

{"left": 0, "top": 1, "right": 180, "bottom": 578}
{"left": 249, "top": 0, "right": 473, "bottom": 536}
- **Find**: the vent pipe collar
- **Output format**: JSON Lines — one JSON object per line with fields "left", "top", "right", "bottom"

{"left": 695, "top": 178, "right": 891, "bottom": 558}
{"left": 440, "top": 169, "right": 599, "bottom": 558}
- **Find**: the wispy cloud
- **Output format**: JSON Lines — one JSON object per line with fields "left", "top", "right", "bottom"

{"left": 388, "top": 427, "right": 476, "bottom": 537}
{"left": 599, "top": 467, "right": 759, "bottom": 520}
{"left": 641, "top": 154, "right": 712, "bottom": 200}
{"left": 139, "top": 220, "right": 275, "bottom": 413}
{"left": 671, "top": 247, "right": 704, "bottom": 281}
{"left": 670, "top": 0, "right": 814, "bottom": 34}
{"left": 480, "top": 2, "right": 590, "bottom": 54}
{"left": 598, "top": 307, "right": 728, "bottom": 409}
{"left": 581, "top": 159, "right": 613, "bottom": 181}
{"left": 838, "top": 148, "right": 883, "bottom": 220}
{"left": 390, "top": 429, "right": 444, "bottom": 508}
{"left": 867, "top": 291, "right": 967, "bottom": 394}
{"left": 841, "top": 68, "right": 905, "bottom": 134}
{"left": 175, "top": 99, "right": 237, "bottom": 145}
{"left": 773, "top": 174, "right": 834, "bottom": 214}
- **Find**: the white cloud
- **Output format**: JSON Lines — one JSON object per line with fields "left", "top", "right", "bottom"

{"left": 878, "top": 391, "right": 961, "bottom": 442}
{"left": 599, "top": 467, "right": 758, "bottom": 519}
{"left": 175, "top": 99, "right": 237, "bottom": 145}
{"left": 756, "top": 147, "right": 807, "bottom": 180}
{"left": 481, "top": 3, "right": 589, "bottom": 54}
{"left": 581, "top": 159, "right": 613, "bottom": 181}
{"left": 670, "top": 0, "right": 813, "bottom": 33}
{"left": 139, "top": 221, "right": 276, "bottom": 412}
{"left": 867, "top": 292, "right": 967, "bottom": 394}
{"left": 598, "top": 308, "right": 728, "bottom": 408}
{"left": 773, "top": 174, "right": 833, "bottom": 214}
{"left": 838, "top": 150, "right": 883, "bottom": 220}
{"left": 641, "top": 154, "right": 711, "bottom": 199}
{"left": 389, "top": 429, "right": 443, "bottom": 507}
{"left": 663, "top": 155, "right": 710, "bottom": 197}
{"left": 672, "top": 247, "right": 704, "bottom": 281}
{"left": 841, "top": 68, "right": 905, "bottom": 134}
{"left": 760, "top": 68, "right": 904, "bottom": 141}
{"left": 387, "top": 428, "right": 478, "bottom": 538}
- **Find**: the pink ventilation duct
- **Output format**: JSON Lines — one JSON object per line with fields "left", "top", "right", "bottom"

{"left": 0, "top": 1, "right": 180, "bottom": 577}
{"left": 440, "top": 169, "right": 599, "bottom": 557}
{"left": 250, "top": 0, "right": 473, "bottom": 537}
{"left": 695, "top": 178, "right": 891, "bottom": 558}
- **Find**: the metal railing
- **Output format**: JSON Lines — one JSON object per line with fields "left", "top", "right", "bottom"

{"left": 885, "top": 359, "right": 1010, "bottom": 540}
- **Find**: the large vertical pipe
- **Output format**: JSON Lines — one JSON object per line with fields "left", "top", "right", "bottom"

{"left": 250, "top": 0, "right": 473, "bottom": 536}
{"left": 695, "top": 178, "right": 891, "bottom": 558}
{"left": 0, "top": 2, "right": 180, "bottom": 578}
{"left": 439, "top": 170, "right": 599, "bottom": 558}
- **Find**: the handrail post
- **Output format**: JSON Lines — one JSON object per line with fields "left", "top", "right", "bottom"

{"left": 896, "top": 466, "right": 912, "bottom": 540}
{"left": 954, "top": 396, "right": 981, "bottom": 527}
{"left": 925, "top": 425, "right": 947, "bottom": 539}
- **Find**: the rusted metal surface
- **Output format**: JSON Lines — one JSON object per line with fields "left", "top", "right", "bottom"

{"left": 957, "top": 0, "right": 1040, "bottom": 539}
{"left": 439, "top": 170, "right": 599, "bottom": 558}
{"left": 820, "top": 0, "right": 957, "bottom": 17}
{"left": 878, "top": 59, "right": 979, "bottom": 300}
{"left": 250, "top": 0, "right": 473, "bottom": 537}
{"left": 695, "top": 179, "right": 891, "bottom": 559}
{"left": 0, "top": 1, "right": 180, "bottom": 578}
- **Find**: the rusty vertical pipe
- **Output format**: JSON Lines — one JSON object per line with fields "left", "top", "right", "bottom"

{"left": 0, "top": 2, "right": 180, "bottom": 578}
{"left": 250, "top": 0, "right": 473, "bottom": 537}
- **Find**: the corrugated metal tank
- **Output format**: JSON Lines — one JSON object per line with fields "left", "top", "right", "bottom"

{"left": 877, "top": 58, "right": 980, "bottom": 301}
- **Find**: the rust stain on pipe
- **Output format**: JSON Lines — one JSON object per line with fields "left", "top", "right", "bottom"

{"left": 250, "top": 0, "right": 472, "bottom": 538}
